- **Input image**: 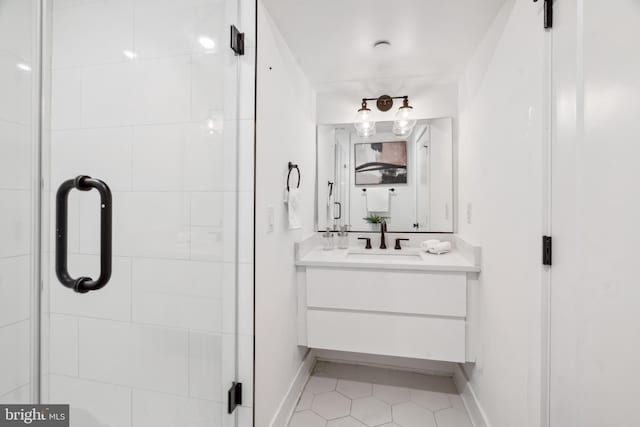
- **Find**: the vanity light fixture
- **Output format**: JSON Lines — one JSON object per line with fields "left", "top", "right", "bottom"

{"left": 393, "top": 97, "right": 416, "bottom": 136}
{"left": 354, "top": 100, "right": 376, "bottom": 137}
{"left": 354, "top": 95, "right": 416, "bottom": 137}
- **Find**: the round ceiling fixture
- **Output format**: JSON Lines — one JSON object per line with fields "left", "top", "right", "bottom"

{"left": 373, "top": 40, "right": 391, "bottom": 51}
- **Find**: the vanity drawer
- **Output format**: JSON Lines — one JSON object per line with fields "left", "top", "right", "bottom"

{"left": 306, "top": 268, "right": 466, "bottom": 317}
{"left": 307, "top": 309, "right": 466, "bottom": 363}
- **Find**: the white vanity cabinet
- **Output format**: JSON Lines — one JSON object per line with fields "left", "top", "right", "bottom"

{"left": 296, "top": 238, "right": 480, "bottom": 363}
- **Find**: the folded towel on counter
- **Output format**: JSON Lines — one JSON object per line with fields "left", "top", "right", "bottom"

{"left": 366, "top": 188, "right": 390, "bottom": 212}
{"left": 420, "top": 239, "right": 442, "bottom": 251}
{"left": 428, "top": 241, "right": 451, "bottom": 255}
{"left": 286, "top": 188, "right": 302, "bottom": 230}
{"left": 420, "top": 240, "right": 451, "bottom": 254}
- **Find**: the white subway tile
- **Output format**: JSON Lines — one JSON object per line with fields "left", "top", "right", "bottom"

{"left": 237, "top": 191, "right": 253, "bottom": 264}
{"left": 134, "top": 0, "right": 225, "bottom": 59}
{"left": 191, "top": 53, "right": 225, "bottom": 122}
{"left": 132, "top": 124, "right": 185, "bottom": 191}
{"left": 189, "top": 332, "right": 222, "bottom": 401}
{"left": 237, "top": 48, "right": 255, "bottom": 121}
{"left": 52, "top": 0, "right": 134, "bottom": 69}
{"left": 0, "top": 53, "right": 32, "bottom": 125}
{"left": 79, "top": 192, "right": 190, "bottom": 259}
{"left": 183, "top": 123, "right": 227, "bottom": 192}
{"left": 51, "top": 127, "right": 134, "bottom": 192}
{"left": 51, "top": 68, "right": 82, "bottom": 130}
{"left": 49, "top": 374, "right": 132, "bottom": 427}
{"left": 190, "top": 192, "right": 224, "bottom": 227}
{"left": 0, "top": 384, "right": 31, "bottom": 404}
{"left": 190, "top": 227, "right": 224, "bottom": 262}
{"left": 238, "top": 334, "right": 253, "bottom": 407}
{"left": 0, "top": 120, "right": 31, "bottom": 190}
{"left": 222, "top": 192, "right": 237, "bottom": 263}
{"left": 223, "top": 262, "right": 253, "bottom": 336}
{"left": 238, "top": 263, "right": 253, "bottom": 336}
{"left": 0, "top": 256, "right": 30, "bottom": 328}
{"left": 237, "top": 406, "right": 253, "bottom": 427}
{"left": 239, "top": 0, "right": 256, "bottom": 49}
{"left": 78, "top": 319, "right": 189, "bottom": 395}
{"left": 0, "top": 0, "right": 34, "bottom": 61}
{"left": 49, "top": 314, "right": 78, "bottom": 376}
{"left": 50, "top": 255, "right": 132, "bottom": 322}
{"left": 0, "top": 320, "right": 30, "bottom": 396}
{"left": 0, "top": 190, "right": 31, "bottom": 258}
{"left": 237, "top": 119, "right": 254, "bottom": 192}
{"left": 132, "top": 269, "right": 221, "bottom": 329}
{"left": 82, "top": 56, "right": 191, "bottom": 127}
{"left": 132, "top": 389, "right": 222, "bottom": 427}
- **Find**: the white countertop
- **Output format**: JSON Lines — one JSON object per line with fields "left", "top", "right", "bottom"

{"left": 296, "top": 247, "right": 481, "bottom": 273}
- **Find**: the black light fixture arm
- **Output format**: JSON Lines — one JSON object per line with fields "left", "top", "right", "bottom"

{"left": 361, "top": 95, "right": 408, "bottom": 102}
{"left": 360, "top": 95, "right": 411, "bottom": 112}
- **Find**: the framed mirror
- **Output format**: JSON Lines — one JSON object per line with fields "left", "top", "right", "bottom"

{"left": 317, "top": 118, "right": 454, "bottom": 233}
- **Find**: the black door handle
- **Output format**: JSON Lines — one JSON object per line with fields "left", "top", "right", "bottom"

{"left": 333, "top": 201, "right": 342, "bottom": 220}
{"left": 56, "top": 175, "right": 112, "bottom": 293}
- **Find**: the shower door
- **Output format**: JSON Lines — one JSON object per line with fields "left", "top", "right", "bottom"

{"left": 0, "top": 0, "right": 41, "bottom": 405}
{"left": 39, "top": 0, "right": 254, "bottom": 426}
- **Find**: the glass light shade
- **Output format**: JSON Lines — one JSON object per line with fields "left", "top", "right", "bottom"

{"left": 354, "top": 107, "right": 376, "bottom": 137}
{"left": 393, "top": 105, "right": 416, "bottom": 136}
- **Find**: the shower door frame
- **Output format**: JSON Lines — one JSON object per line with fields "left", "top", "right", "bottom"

{"left": 23, "top": 2, "right": 254, "bottom": 421}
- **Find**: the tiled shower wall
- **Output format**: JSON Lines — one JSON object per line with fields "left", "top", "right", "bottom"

{"left": 44, "top": 0, "right": 255, "bottom": 426}
{"left": 0, "top": 0, "right": 38, "bottom": 404}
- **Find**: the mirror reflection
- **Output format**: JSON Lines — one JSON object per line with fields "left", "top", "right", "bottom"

{"left": 317, "top": 118, "right": 453, "bottom": 233}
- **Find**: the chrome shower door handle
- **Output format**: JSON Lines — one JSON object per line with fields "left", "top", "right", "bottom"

{"left": 56, "top": 175, "right": 112, "bottom": 293}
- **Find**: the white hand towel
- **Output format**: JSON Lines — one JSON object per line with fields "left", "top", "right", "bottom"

{"left": 287, "top": 188, "right": 302, "bottom": 230}
{"left": 366, "top": 188, "right": 390, "bottom": 212}
{"left": 427, "top": 241, "right": 451, "bottom": 255}
{"left": 420, "top": 239, "right": 441, "bottom": 251}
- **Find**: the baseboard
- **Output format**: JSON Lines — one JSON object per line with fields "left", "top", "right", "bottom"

{"left": 453, "top": 364, "right": 491, "bottom": 427}
{"left": 314, "top": 349, "right": 456, "bottom": 377}
{"left": 269, "top": 349, "right": 317, "bottom": 427}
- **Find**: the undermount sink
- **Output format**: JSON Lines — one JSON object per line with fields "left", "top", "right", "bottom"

{"left": 346, "top": 248, "right": 423, "bottom": 261}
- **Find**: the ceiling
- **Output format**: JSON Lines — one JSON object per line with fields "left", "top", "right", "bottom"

{"left": 262, "top": 0, "right": 506, "bottom": 93}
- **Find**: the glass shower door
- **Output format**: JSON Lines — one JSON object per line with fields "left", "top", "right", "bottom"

{"left": 40, "top": 0, "right": 250, "bottom": 426}
{"left": 0, "top": 0, "right": 40, "bottom": 405}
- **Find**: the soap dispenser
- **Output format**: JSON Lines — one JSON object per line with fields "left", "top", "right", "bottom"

{"left": 336, "top": 225, "right": 350, "bottom": 249}
{"left": 322, "top": 230, "right": 335, "bottom": 250}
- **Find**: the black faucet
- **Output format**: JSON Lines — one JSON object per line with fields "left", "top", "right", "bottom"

{"left": 379, "top": 220, "right": 387, "bottom": 249}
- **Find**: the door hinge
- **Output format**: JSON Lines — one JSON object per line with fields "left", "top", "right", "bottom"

{"left": 543, "top": 236, "right": 552, "bottom": 266}
{"left": 230, "top": 25, "right": 245, "bottom": 56}
{"left": 228, "top": 382, "right": 243, "bottom": 414}
{"left": 533, "top": 0, "right": 553, "bottom": 29}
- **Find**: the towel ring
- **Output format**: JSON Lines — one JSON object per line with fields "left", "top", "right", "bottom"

{"left": 287, "top": 162, "right": 300, "bottom": 191}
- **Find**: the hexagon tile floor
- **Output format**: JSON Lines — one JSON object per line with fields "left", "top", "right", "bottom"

{"left": 288, "top": 362, "right": 473, "bottom": 427}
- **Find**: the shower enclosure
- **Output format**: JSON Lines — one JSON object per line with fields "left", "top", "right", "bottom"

{"left": 0, "top": 0, "right": 255, "bottom": 426}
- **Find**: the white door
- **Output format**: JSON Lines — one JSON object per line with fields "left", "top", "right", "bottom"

{"left": 550, "top": 1, "right": 640, "bottom": 426}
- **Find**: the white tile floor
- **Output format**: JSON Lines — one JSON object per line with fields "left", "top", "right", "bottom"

{"left": 289, "top": 362, "right": 472, "bottom": 427}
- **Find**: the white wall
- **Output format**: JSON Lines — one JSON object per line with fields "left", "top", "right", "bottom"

{"left": 255, "top": 2, "right": 317, "bottom": 426}
{"left": 457, "top": 1, "right": 545, "bottom": 426}
{"left": 550, "top": 1, "right": 640, "bottom": 426}
{"left": 44, "top": 0, "right": 256, "bottom": 426}
{"left": 0, "top": 0, "right": 38, "bottom": 404}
